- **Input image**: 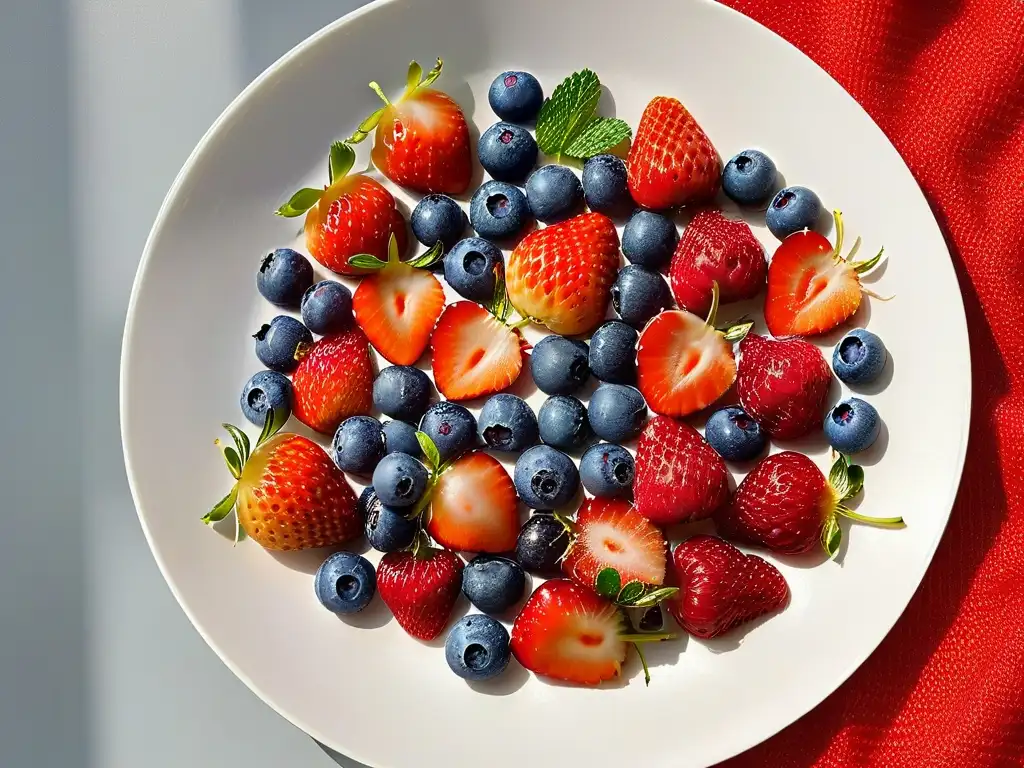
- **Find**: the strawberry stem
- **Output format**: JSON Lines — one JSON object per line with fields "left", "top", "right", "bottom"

{"left": 704, "top": 280, "right": 721, "bottom": 327}
{"left": 619, "top": 632, "right": 676, "bottom": 643}
{"left": 835, "top": 504, "right": 905, "bottom": 528}
{"left": 632, "top": 643, "right": 652, "bottom": 687}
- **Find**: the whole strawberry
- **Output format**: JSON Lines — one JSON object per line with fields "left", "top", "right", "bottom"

{"left": 670, "top": 210, "right": 767, "bottom": 316}
{"left": 667, "top": 535, "right": 789, "bottom": 638}
{"left": 736, "top": 333, "right": 831, "bottom": 440}
{"left": 276, "top": 142, "right": 407, "bottom": 275}
{"left": 203, "top": 411, "right": 361, "bottom": 550}
{"left": 349, "top": 59, "right": 472, "bottom": 195}
{"left": 377, "top": 542, "right": 464, "bottom": 640}
{"left": 505, "top": 212, "right": 620, "bottom": 336}
{"left": 627, "top": 96, "right": 721, "bottom": 211}
{"left": 291, "top": 326, "right": 374, "bottom": 434}
{"left": 634, "top": 415, "right": 729, "bottom": 525}
{"left": 715, "top": 453, "right": 903, "bottom": 558}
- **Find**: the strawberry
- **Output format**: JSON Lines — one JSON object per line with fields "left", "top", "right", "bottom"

{"left": 666, "top": 535, "right": 789, "bottom": 639}
{"left": 765, "top": 210, "right": 885, "bottom": 337}
{"left": 510, "top": 579, "right": 674, "bottom": 686}
{"left": 505, "top": 212, "right": 620, "bottom": 336}
{"left": 627, "top": 96, "right": 721, "bottom": 211}
{"left": 203, "top": 412, "right": 360, "bottom": 551}
{"left": 670, "top": 210, "right": 767, "bottom": 316}
{"left": 291, "top": 326, "right": 374, "bottom": 434}
{"left": 377, "top": 543, "right": 464, "bottom": 640}
{"left": 427, "top": 451, "right": 519, "bottom": 553}
{"left": 562, "top": 498, "right": 667, "bottom": 592}
{"left": 736, "top": 333, "right": 831, "bottom": 440}
{"left": 430, "top": 297, "right": 525, "bottom": 402}
{"left": 633, "top": 415, "right": 729, "bottom": 526}
{"left": 715, "top": 453, "right": 903, "bottom": 558}
{"left": 349, "top": 59, "right": 471, "bottom": 195}
{"left": 351, "top": 235, "right": 446, "bottom": 365}
{"left": 276, "top": 142, "right": 406, "bottom": 276}
{"left": 636, "top": 282, "right": 752, "bottom": 417}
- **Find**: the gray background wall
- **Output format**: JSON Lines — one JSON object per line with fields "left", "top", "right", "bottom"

{"left": 0, "top": 2, "right": 374, "bottom": 766}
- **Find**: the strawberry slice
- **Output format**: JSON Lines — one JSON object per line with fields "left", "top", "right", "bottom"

{"left": 291, "top": 326, "right": 374, "bottom": 434}
{"left": 666, "top": 535, "right": 789, "bottom": 639}
{"left": 563, "top": 498, "right": 667, "bottom": 592}
{"left": 765, "top": 210, "right": 885, "bottom": 337}
{"left": 349, "top": 59, "right": 471, "bottom": 195}
{"left": 427, "top": 451, "right": 520, "bottom": 553}
{"left": 637, "top": 283, "right": 751, "bottom": 418}
{"left": 511, "top": 579, "right": 674, "bottom": 686}
{"left": 377, "top": 544, "right": 464, "bottom": 640}
{"left": 352, "top": 235, "right": 446, "bottom": 365}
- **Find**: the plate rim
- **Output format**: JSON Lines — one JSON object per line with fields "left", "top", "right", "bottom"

{"left": 119, "top": 0, "right": 973, "bottom": 765}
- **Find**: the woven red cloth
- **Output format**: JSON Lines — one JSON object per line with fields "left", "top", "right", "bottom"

{"left": 715, "top": 0, "right": 1024, "bottom": 765}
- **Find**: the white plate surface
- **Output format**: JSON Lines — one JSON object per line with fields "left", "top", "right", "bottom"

{"left": 121, "top": 1, "right": 970, "bottom": 766}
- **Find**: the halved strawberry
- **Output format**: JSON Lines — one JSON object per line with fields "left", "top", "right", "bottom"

{"left": 291, "top": 326, "right": 374, "bottom": 434}
{"left": 351, "top": 235, "right": 446, "bottom": 365}
{"left": 505, "top": 212, "right": 620, "bottom": 336}
{"left": 563, "top": 498, "right": 667, "bottom": 592}
{"left": 637, "top": 283, "right": 751, "bottom": 418}
{"left": 765, "top": 210, "right": 885, "bottom": 337}
{"left": 427, "top": 451, "right": 519, "bottom": 553}
{"left": 511, "top": 579, "right": 673, "bottom": 686}
{"left": 430, "top": 299, "right": 525, "bottom": 402}
{"left": 377, "top": 543, "right": 464, "bottom": 640}
{"left": 348, "top": 59, "right": 471, "bottom": 195}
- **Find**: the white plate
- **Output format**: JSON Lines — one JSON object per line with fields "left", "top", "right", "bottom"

{"left": 120, "top": 0, "right": 970, "bottom": 766}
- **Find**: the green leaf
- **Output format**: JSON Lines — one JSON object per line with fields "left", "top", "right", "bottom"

{"left": 829, "top": 454, "right": 864, "bottom": 501}
{"left": 347, "top": 106, "right": 387, "bottom": 144}
{"left": 535, "top": 69, "right": 602, "bottom": 157}
{"left": 202, "top": 484, "right": 238, "bottom": 524}
{"left": 346, "top": 254, "right": 388, "bottom": 270}
{"left": 632, "top": 587, "right": 680, "bottom": 608}
{"left": 595, "top": 567, "right": 622, "bottom": 599}
{"left": 822, "top": 514, "right": 842, "bottom": 560}
{"left": 416, "top": 431, "right": 442, "bottom": 472}
{"left": 221, "top": 423, "right": 250, "bottom": 465}
{"left": 489, "top": 265, "right": 510, "bottom": 322}
{"left": 420, "top": 58, "right": 443, "bottom": 89}
{"left": 617, "top": 581, "right": 646, "bottom": 605}
{"left": 407, "top": 241, "right": 445, "bottom": 270}
{"left": 844, "top": 464, "right": 865, "bottom": 500}
{"left": 722, "top": 320, "right": 754, "bottom": 344}
{"left": 233, "top": 515, "right": 247, "bottom": 546}
{"left": 406, "top": 60, "right": 423, "bottom": 92}
{"left": 222, "top": 446, "right": 242, "bottom": 480}
{"left": 256, "top": 407, "right": 288, "bottom": 448}
{"left": 328, "top": 141, "right": 355, "bottom": 184}
{"left": 852, "top": 247, "right": 884, "bottom": 274}
{"left": 275, "top": 188, "right": 323, "bottom": 218}
{"left": 563, "top": 117, "right": 632, "bottom": 159}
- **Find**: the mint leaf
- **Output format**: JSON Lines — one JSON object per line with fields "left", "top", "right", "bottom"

{"left": 328, "top": 141, "right": 355, "bottom": 184}
{"left": 564, "top": 117, "right": 631, "bottom": 159}
{"left": 416, "top": 431, "right": 441, "bottom": 472}
{"left": 595, "top": 567, "right": 622, "bottom": 599}
{"left": 275, "top": 188, "right": 323, "bottom": 218}
{"left": 822, "top": 514, "right": 842, "bottom": 560}
{"left": 536, "top": 69, "right": 602, "bottom": 157}
{"left": 203, "top": 484, "right": 238, "bottom": 524}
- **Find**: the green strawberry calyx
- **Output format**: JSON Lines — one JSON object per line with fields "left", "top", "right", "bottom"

{"left": 275, "top": 142, "right": 356, "bottom": 218}
{"left": 705, "top": 280, "right": 753, "bottom": 343}
{"left": 347, "top": 58, "right": 445, "bottom": 145}
{"left": 347, "top": 232, "right": 444, "bottom": 272}
{"left": 594, "top": 567, "right": 679, "bottom": 609}
{"left": 821, "top": 454, "right": 905, "bottom": 560}
{"left": 830, "top": 209, "right": 885, "bottom": 275}
{"left": 202, "top": 408, "right": 289, "bottom": 545}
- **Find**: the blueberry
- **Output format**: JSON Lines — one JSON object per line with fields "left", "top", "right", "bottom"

{"left": 300, "top": 280, "right": 353, "bottom": 335}
{"left": 579, "top": 443, "right": 635, "bottom": 498}
{"left": 411, "top": 194, "right": 468, "bottom": 251}
{"left": 515, "top": 513, "right": 571, "bottom": 573}
{"left": 588, "top": 383, "right": 647, "bottom": 442}
{"left": 470, "top": 181, "right": 530, "bottom": 241}
{"left": 514, "top": 445, "right": 579, "bottom": 509}
{"left": 525, "top": 165, "right": 583, "bottom": 223}
{"left": 488, "top": 71, "right": 544, "bottom": 123}
{"left": 445, "top": 237, "right": 503, "bottom": 303}
{"left": 253, "top": 315, "right": 312, "bottom": 373}
{"left": 382, "top": 420, "right": 422, "bottom": 458}
{"left": 611, "top": 265, "right": 673, "bottom": 329}
{"left": 478, "top": 394, "right": 538, "bottom": 453}
{"left": 582, "top": 154, "right": 632, "bottom": 216}
{"left": 373, "top": 365, "right": 433, "bottom": 423}
{"left": 419, "top": 401, "right": 477, "bottom": 462}
{"left": 372, "top": 452, "right": 429, "bottom": 508}
{"left": 589, "top": 321, "right": 638, "bottom": 384}
{"left": 766, "top": 186, "right": 822, "bottom": 240}
{"left": 824, "top": 398, "right": 881, "bottom": 454}
{"left": 722, "top": 149, "right": 778, "bottom": 206}
{"left": 314, "top": 552, "right": 376, "bottom": 614}
{"left": 331, "top": 416, "right": 386, "bottom": 475}
{"left": 529, "top": 335, "right": 590, "bottom": 395}
{"left": 444, "top": 614, "right": 511, "bottom": 681}
{"left": 361, "top": 486, "right": 418, "bottom": 552}
{"left": 538, "top": 396, "right": 591, "bottom": 452}
{"left": 256, "top": 248, "right": 314, "bottom": 308}
{"left": 478, "top": 123, "right": 538, "bottom": 183}
{"left": 704, "top": 406, "right": 766, "bottom": 462}
{"left": 621, "top": 210, "right": 678, "bottom": 270}
{"left": 239, "top": 370, "right": 292, "bottom": 426}
{"left": 462, "top": 555, "right": 526, "bottom": 614}
{"left": 832, "top": 329, "right": 887, "bottom": 385}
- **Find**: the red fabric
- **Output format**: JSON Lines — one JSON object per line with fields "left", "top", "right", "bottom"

{"left": 715, "top": 0, "right": 1024, "bottom": 765}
